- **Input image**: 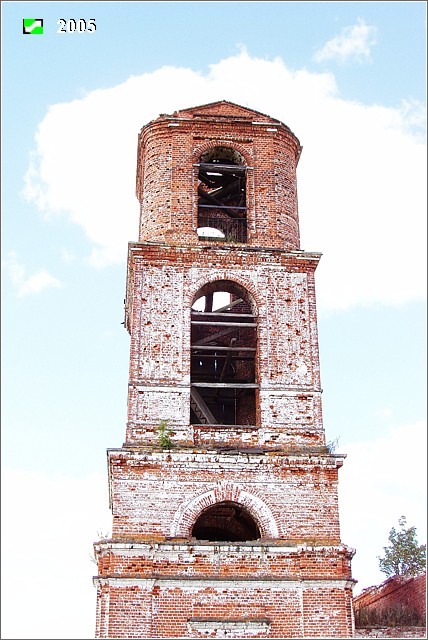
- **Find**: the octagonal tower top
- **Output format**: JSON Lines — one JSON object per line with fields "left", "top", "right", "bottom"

{"left": 136, "top": 100, "right": 302, "bottom": 250}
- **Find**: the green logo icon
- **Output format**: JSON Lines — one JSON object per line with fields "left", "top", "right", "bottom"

{"left": 23, "top": 19, "right": 44, "bottom": 34}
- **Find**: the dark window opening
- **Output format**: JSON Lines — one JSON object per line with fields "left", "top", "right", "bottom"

{"left": 197, "top": 146, "right": 247, "bottom": 243}
{"left": 191, "top": 281, "right": 258, "bottom": 426}
{"left": 192, "top": 501, "right": 260, "bottom": 542}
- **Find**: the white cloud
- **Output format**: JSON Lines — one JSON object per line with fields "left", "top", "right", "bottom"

{"left": 4, "top": 253, "right": 62, "bottom": 296}
{"left": 313, "top": 18, "right": 377, "bottom": 64}
{"left": 1, "top": 469, "right": 111, "bottom": 640}
{"left": 59, "top": 248, "right": 76, "bottom": 264}
{"left": 375, "top": 407, "right": 394, "bottom": 420}
{"left": 338, "top": 420, "right": 427, "bottom": 594}
{"left": 23, "top": 51, "right": 426, "bottom": 310}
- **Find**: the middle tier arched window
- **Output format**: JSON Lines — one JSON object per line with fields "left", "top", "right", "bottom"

{"left": 190, "top": 280, "right": 258, "bottom": 426}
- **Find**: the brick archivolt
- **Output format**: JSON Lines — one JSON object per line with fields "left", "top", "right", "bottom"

{"left": 187, "top": 274, "right": 261, "bottom": 313}
{"left": 192, "top": 140, "right": 253, "bottom": 167}
{"left": 170, "top": 481, "right": 279, "bottom": 539}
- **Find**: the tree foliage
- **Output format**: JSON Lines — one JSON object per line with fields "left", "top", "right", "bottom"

{"left": 378, "top": 516, "right": 426, "bottom": 577}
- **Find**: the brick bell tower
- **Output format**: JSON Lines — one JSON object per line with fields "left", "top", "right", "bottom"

{"left": 93, "top": 101, "right": 356, "bottom": 638}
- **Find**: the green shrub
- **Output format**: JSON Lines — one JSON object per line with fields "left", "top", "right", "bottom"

{"left": 157, "top": 420, "right": 173, "bottom": 450}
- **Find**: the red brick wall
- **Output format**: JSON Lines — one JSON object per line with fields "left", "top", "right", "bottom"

{"left": 95, "top": 541, "right": 354, "bottom": 580}
{"left": 354, "top": 574, "right": 426, "bottom": 626}
{"left": 107, "top": 450, "right": 344, "bottom": 544}
{"left": 94, "top": 577, "right": 355, "bottom": 638}
{"left": 136, "top": 101, "right": 302, "bottom": 250}
{"left": 95, "top": 101, "right": 355, "bottom": 639}
{"left": 124, "top": 244, "right": 324, "bottom": 449}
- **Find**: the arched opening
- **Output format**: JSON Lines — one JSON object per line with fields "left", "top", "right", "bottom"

{"left": 197, "top": 146, "right": 247, "bottom": 243}
{"left": 190, "top": 281, "right": 258, "bottom": 426}
{"left": 192, "top": 501, "right": 260, "bottom": 542}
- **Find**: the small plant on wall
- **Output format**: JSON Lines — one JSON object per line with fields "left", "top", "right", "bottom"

{"left": 326, "top": 436, "right": 340, "bottom": 453}
{"left": 157, "top": 420, "right": 173, "bottom": 450}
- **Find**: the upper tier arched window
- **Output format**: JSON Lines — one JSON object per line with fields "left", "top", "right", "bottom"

{"left": 197, "top": 146, "right": 247, "bottom": 243}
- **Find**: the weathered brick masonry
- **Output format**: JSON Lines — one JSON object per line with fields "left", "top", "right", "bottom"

{"left": 354, "top": 574, "right": 426, "bottom": 627}
{"left": 94, "top": 101, "right": 356, "bottom": 638}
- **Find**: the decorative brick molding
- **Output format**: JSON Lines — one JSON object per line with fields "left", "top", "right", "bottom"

{"left": 170, "top": 481, "right": 279, "bottom": 539}
{"left": 187, "top": 617, "right": 271, "bottom": 638}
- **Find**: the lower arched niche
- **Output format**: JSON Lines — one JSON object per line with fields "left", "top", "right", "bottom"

{"left": 191, "top": 500, "right": 260, "bottom": 542}
{"left": 170, "top": 484, "right": 279, "bottom": 540}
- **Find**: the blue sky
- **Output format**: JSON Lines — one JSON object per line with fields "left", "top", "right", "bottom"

{"left": 2, "top": 2, "right": 426, "bottom": 639}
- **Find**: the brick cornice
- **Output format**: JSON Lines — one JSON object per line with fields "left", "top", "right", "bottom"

{"left": 127, "top": 241, "right": 321, "bottom": 271}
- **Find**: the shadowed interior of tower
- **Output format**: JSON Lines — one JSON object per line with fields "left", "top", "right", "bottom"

{"left": 191, "top": 281, "right": 258, "bottom": 426}
{"left": 197, "top": 146, "right": 247, "bottom": 243}
{"left": 191, "top": 500, "right": 261, "bottom": 542}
